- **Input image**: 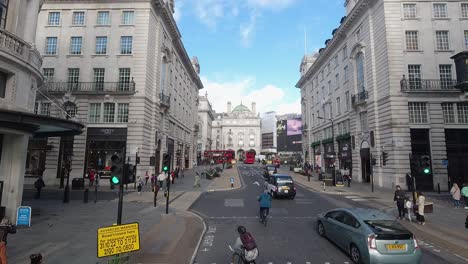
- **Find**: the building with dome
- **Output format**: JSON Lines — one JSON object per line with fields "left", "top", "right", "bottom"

{"left": 211, "top": 102, "right": 261, "bottom": 161}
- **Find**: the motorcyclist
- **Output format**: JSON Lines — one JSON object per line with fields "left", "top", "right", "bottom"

{"left": 258, "top": 189, "right": 272, "bottom": 222}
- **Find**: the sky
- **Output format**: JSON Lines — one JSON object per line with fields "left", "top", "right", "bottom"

{"left": 174, "top": 0, "right": 345, "bottom": 115}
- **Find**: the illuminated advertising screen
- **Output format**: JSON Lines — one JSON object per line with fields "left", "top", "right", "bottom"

{"left": 287, "top": 118, "right": 302, "bottom": 136}
{"left": 276, "top": 120, "right": 287, "bottom": 136}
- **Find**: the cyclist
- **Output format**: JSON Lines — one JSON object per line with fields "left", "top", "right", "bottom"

{"left": 232, "top": 226, "right": 258, "bottom": 263}
{"left": 258, "top": 189, "right": 272, "bottom": 222}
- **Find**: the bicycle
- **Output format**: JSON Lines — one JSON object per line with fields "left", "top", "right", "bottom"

{"left": 228, "top": 245, "right": 257, "bottom": 264}
{"left": 260, "top": 208, "right": 268, "bottom": 227}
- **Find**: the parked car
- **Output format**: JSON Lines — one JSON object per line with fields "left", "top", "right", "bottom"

{"left": 317, "top": 208, "right": 421, "bottom": 264}
{"left": 263, "top": 165, "right": 277, "bottom": 179}
{"left": 266, "top": 174, "right": 296, "bottom": 199}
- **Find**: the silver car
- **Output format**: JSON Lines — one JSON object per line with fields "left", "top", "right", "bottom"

{"left": 317, "top": 208, "right": 422, "bottom": 264}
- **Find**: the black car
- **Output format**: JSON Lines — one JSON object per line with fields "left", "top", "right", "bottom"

{"left": 266, "top": 174, "right": 296, "bottom": 199}
{"left": 264, "top": 165, "right": 277, "bottom": 179}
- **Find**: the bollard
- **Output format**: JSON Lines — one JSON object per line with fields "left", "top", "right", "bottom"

{"left": 437, "top": 183, "right": 440, "bottom": 194}
{"left": 323, "top": 181, "right": 326, "bottom": 191}
{"left": 83, "top": 188, "right": 89, "bottom": 203}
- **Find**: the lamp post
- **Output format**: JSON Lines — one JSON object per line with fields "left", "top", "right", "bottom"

{"left": 318, "top": 116, "right": 335, "bottom": 186}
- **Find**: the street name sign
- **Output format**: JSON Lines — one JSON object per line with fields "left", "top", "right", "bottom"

{"left": 16, "top": 206, "right": 31, "bottom": 227}
{"left": 97, "top": 222, "right": 140, "bottom": 258}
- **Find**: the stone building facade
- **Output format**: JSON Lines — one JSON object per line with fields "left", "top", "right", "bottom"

{"left": 197, "top": 94, "right": 214, "bottom": 162}
{"left": 297, "top": 0, "right": 468, "bottom": 191}
{"left": 211, "top": 102, "right": 261, "bottom": 160}
{"left": 34, "top": 0, "right": 202, "bottom": 185}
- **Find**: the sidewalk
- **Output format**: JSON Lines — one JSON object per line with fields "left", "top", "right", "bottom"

{"left": 279, "top": 168, "right": 468, "bottom": 258}
{"left": 11, "top": 166, "right": 242, "bottom": 264}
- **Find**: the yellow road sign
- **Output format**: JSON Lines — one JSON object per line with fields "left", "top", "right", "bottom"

{"left": 97, "top": 222, "right": 140, "bottom": 258}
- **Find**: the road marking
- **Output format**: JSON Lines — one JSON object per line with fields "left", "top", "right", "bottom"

{"left": 351, "top": 198, "right": 367, "bottom": 202}
{"left": 454, "top": 254, "right": 468, "bottom": 262}
{"left": 344, "top": 196, "right": 360, "bottom": 199}
{"left": 207, "top": 216, "right": 316, "bottom": 219}
{"left": 224, "top": 199, "right": 244, "bottom": 207}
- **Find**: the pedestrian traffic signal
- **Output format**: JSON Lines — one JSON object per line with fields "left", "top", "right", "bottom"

{"left": 382, "top": 152, "right": 389, "bottom": 166}
{"left": 123, "top": 164, "right": 136, "bottom": 184}
{"left": 421, "top": 155, "right": 431, "bottom": 175}
{"left": 162, "top": 154, "right": 171, "bottom": 172}
{"left": 110, "top": 153, "right": 123, "bottom": 185}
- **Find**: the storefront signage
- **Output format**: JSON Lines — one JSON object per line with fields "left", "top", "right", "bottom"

{"left": 97, "top": 223, "right": 140, "bottom": 258}
{"left": 16, "top": 206, "right": 32, "bottom": 227}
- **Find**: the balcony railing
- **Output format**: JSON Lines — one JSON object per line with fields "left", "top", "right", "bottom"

{"left": 0, "top": 28, "right": 42, "bottom": 69}
{"left": 351, "top": 90, "right": 368, "bottom": 106}
{"left": 400, "top": 76, "right": 459, "bottom": 91}
{"left": 40, "top": 81, "right": 136, "bottom": 94}
{"left": 159, "top": 92, "right": 171, "bottom": 107}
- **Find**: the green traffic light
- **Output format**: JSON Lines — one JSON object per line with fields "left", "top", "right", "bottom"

{"left": 423, "top": 168, "right": 430, "bottom": 174}
{"left": 111, "top": 176, "right": 120, "bottom": 184}
{"left": 163, "top": 166, "right": 168, "bottom": 171}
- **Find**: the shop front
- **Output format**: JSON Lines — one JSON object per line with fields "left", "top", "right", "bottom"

{"left": 312, "top": 145, "right": 321, "bottom": 172}
{"left": 85, "top": 128, "right": 127, "bottom": 179}
{"left": 338, "top": 138, "right": 352, "bottom": 171}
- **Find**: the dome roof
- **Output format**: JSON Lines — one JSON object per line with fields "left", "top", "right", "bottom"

{"left": 232, "top": 104, "right": 250, "bottom": 113}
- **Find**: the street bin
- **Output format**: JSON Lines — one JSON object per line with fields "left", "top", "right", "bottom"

{"left": 71, "top": 178, "right": 84, "bottom": 190}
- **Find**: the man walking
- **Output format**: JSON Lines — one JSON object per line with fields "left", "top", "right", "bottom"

{"left": 394, "top": 185, "right": 406, "bottom": 219}
{"left": 34, "top": 176, "right": 45, "bottom": 199}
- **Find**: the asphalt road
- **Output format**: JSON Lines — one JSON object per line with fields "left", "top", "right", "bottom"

{"left": 190, "top": 164, "right": 464, "bottom": 264}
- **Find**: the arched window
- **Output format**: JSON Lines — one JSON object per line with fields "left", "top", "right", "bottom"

{"left": 356, "top": 52, "right": 365, "bottom": 91}
{"left": 63, "top": 102, "right": 77, "bottom": 119}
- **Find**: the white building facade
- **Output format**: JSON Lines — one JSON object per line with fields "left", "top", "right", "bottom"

{"left": 297, "top": 0, "right": 468, "bottom": 191}
{"left": 34, "top": 0, "right": 202, "bottom": 185}
{"left": 197, "top": 94, "right": 214, "bottom": 163}
{"left": 261, "top": 111, "right": 277, "bottom": 154}
{"left": 211, "top": 102, "right": 261, "bottom": 160}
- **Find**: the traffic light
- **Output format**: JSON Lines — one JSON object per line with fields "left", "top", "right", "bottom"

{"left": 162, "top": 154, "right": 171, "bottom": 172}
{"left": 123, "top": 164, "right": 136, "bottom": 184}
{"left": 421, "top": 155, "right": 431, "bottom": 175}
{"left": 382, "top": 152, "right": 389, "bottom": 166}
{"left": 110, "top": 153, "right": 123, "bottom": 185}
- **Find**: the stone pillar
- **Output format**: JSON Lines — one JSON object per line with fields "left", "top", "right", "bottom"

{"left": 0, "top": 133, "right": 29, "bottom": 221}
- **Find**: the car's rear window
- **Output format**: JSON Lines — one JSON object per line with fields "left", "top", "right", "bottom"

{"left": 364, "top": 220, "right": 412, "bottom": 240}
{"left": 276, "top": 176, "right": 293, "bottom": 184}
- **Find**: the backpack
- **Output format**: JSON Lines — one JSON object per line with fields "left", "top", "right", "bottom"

{"left": 240, "top": 232, "right": 257, "bottom": 251}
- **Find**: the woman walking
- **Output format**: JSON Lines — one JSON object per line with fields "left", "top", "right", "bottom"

{"left": 417, "top": 192, "right": 426, "bottom": 225}
{"left": 450, "top": 183, "right": 461, "bottom": 208}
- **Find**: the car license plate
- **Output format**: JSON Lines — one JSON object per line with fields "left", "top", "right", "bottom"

{"left": 284, "top": 190, "right": 288, "bottom": 193}
{"left": 282, "top": 186, "right": 290, "bottom": 190}
{"left": 386, "top": 244, "right": 406, "bottom": 251}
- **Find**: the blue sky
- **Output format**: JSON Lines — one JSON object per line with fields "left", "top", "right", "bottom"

{"left": 175, "top": 0, "right": 345, "bottom": 115}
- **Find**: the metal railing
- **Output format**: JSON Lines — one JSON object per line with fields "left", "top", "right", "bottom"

{"left": 0, "top": 28, "right": 42, "bottom": 69}
{"left": 400, "top": 76, "right": 458, "bottom": 91}
{"left": 159, "top": 92, "right": 171, "bottom": 107}
{"left": 351, "top": 90, "right": 368, "bottom": 106}
{"left": 40, "top": 81, "right": 136, "bottom": 94}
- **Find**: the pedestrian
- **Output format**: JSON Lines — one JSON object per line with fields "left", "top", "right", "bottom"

{"left": 193, "top": 173, "right": 201, "bottom": 188}
{"left": 450, "top": 183, "right": 461, "bottom": 208}
{"left": 89, "top": 169, "right": 95, "bottom": 186}
{"left": 394, "top": 185, "right": 406, "bottom": 220}
{"left": 462, "top": 184, "right": 468, "bottom": 209}
{"left": 34, "top": 176, "right": 45, "bottom": 199}
{"left": 181, "top": 167, "right": 184, "bottom": 178}
{"left": 347, "top": 174, "right": 352, "bottom": 187}
{"left": 144, "top": 171, "right": 149, "bottom": 186}
{"left": 0, "top": 217, "right": 16, "bottom": 264}
{"left": 150, "top": 174, "right": 156, "bottom": 188}
{"left": 157, "top": 171, "right": 166, "bottom": 189}
{"left": 171, "top": 170, "right": 176, "bottom": 184}
{"left": 30, "top": 253, "right": 43, "bottom": 264}
{"left": 416, "top": 191, "right": 426, "bottom": 225}
{"left": 136, "top": 176, "right": 143, "bottom": 195}
{"left": 405, "top": 197, "right": 413, "bottom": 222}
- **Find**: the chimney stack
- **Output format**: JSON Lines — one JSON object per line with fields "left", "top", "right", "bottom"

{"left": 251, "top": 102, "right": 256, "bottom": 115}
{"left": 227, "top": 102, "right": 232, "bottom": 113}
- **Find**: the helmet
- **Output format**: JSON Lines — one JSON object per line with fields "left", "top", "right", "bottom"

{"left": 237, "top": 225, "right": 246, "bottom": 234}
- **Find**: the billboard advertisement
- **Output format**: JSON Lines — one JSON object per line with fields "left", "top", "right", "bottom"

{"left": 287, "top": 118, "right": 302, "bottom": 136}
{"left": 276, "top": 120, "right": 287, "bottom": 136}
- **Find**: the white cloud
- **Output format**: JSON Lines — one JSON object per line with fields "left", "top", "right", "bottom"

{"left": 199, "top": 76, "right": 299, "bottom": 115}
{"left": 193, "top": 0, "right": 225, "bottom": 29}
{"left": 247, "top": 0, "right": 295, "bottom": 10}
{"left": 240, "top": 11, "right": 258, "bottom": 47}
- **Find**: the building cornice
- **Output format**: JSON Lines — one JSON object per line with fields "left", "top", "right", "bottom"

{"left": 296, "top": 0, "right": 370, "bottom": 88}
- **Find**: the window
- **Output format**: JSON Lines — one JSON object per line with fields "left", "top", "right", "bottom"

{"left": 403, "top": 3, "right": 417, "bottom": 19}
{"left": 117, "top": 103, "right": 129, "bottom": 123}
{"left": 360, "top": 111, "right": 368, "bottom": 131}
{"left": 342, "top": 45, "right": 347, "bottom": 59}
{"left": 0, "top": 71, "right": 6, "bottom": 98}
{"left": 345, "top": 91, "right": 350, "bottom": 110}
{"left": 45, "top": 37, "right": 58, "bottom": 55}
{"left": 335, "top": 74, "right": 340, "bottom": 90}
{"left": 442, "top": 103, "right": 455, "bottom": 123}
{"left": 433, "top": 3, "right": 447, "bottom": 18}
{"left": 34, "top": 102, "right": 38, "bottom": 114}
{"left": 344, "top": 66, "right": 349, "bottom": 82}
{"left": 328, "top": 81, "right": 332, "bottom": 95}
{"left": 120, "top": 36, "right": 133, "bottom": 54}
{"left": 336, "top": 97, "right": 341, "bottom": 115}
{"left": 72, "top": 11, "right": 85, "bottom": 25}
{"left": 457, "top": 103, "right": 468, "bottom": 123}
{"left": 118, "top": 68, "right": 131, "bottom": 91}
{"left": 464, "top": 31, "right": 468, "bottom": 49}
{"left": 408, "top": 65, "right": 422, "bottom": 89}
{"left": 63, "top": 102, "right": 77, "bottom": 119}
{"left": 93, "top": 68, "right": 105, "bottom": 90}
{"left": 95, "top": 36, "right": 107, "bottom": 54}
{"left": 121, "top": 11, "right": 134, "bottom": 25}
{"left": 356, "top": 52, "right": 365, "bottom": 91}
{"left": 356, "top": 28, "right": 361, "bottom": 40}
{"left": 439, "top": 65, "right": 452, "bottom": 89}
{"left": 408, "top": 102, "right": 428, "bottom": 123}
{"left": 97, "top": 11, "right": 110, "bottom": 25}
{"left": 405, "top": 31, "right": 419, "bottom": 50}
{"left": 0, "top": 0, "right": 9, "bottom": 29}
{"left": 70, "top": 37, "right": 82, "bottom": 55}
{"left": 67, "top": 68, "right": 79, "bottom": 90}
{"left": 40, "top": 102, "right": 50, "bottom": 116}
{"left": 462, "top": 3, "right": 468, "bottom": 18}
{"left": 48, "top": 12, "right": 60, "bottom": 25}
{"left": 334, "top": 55, "right": 339, "bottom": 68}
{"left": 435, "top": 31, "right": 450, "bottom": 50}
{"left": 103, "top": 103, "right": 115, "bottom": 123}
{"left": 343, "top": 213, "right": 361, "bottom": 229}
{"left": 43, "top": 68, "right": 54, "bottom": 82}
{"left": 88, "top": 103, "right": 101, "bottom": 123}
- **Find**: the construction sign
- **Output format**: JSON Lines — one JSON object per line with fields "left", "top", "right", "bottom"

{"left": 97, "top": 222, "right": 140, "bottom": 258}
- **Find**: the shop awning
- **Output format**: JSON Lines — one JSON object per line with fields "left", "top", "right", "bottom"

{"left": 0, "top": 109, "right": 84, "bottom": 137}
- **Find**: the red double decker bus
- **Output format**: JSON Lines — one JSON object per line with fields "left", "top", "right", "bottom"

{"left": 204, "top": 150, "right": 235, "bottom": 164}
{"left": 244, "top": 149, "right": 256, "bottom": 164}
